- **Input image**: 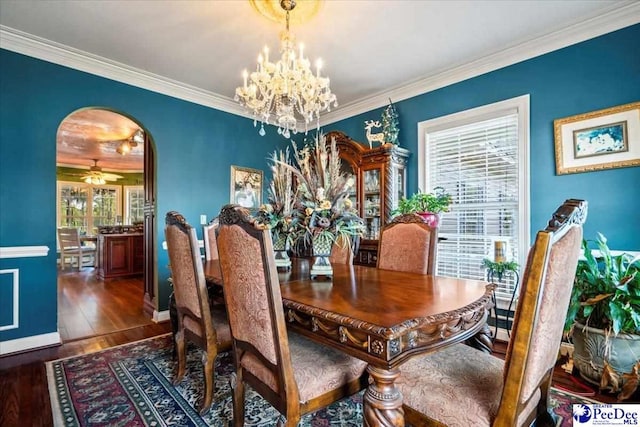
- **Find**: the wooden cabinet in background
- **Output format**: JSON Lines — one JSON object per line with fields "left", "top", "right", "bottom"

{"left": 96, "top": 233, "right": 144, "bottom": 279}
{"left": 326, "top": 131, "right": 410, "bottom": 267}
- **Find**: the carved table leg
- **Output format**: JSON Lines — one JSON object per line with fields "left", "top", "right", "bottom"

{"left": 465, "top": 322, "right": 494, "bottom": 354}
{"left": 364, "top": 366, "right": 404, "bottom": 427}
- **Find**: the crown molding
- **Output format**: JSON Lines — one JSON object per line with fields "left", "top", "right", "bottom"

{"left": 320, "top": 2, "right": 640, "bottom": 126}
{"left": 0, "top": 25, "right": 250, "bottom": 119}
{"left": 1, "top": 2, "right": 639, "bottom": 126}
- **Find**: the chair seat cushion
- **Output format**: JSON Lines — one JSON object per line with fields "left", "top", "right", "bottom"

{"left": 289, "top": 333, "right": 367, "bottom": 403}
{"left": 397, "top": 344, "right": 504, "bottom": 427}
{"left": 241, "top": 332, "right": 367, "bottom": 403}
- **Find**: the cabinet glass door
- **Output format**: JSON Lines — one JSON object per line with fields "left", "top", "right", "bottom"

{"left": 340, "top": 162, "right": 358, "bottom": 211}
{"left": 394, "top": 167, "right": 406, "bottom": 212}
{"left": 363, "top": 168, "right": 382, "bottom": 239}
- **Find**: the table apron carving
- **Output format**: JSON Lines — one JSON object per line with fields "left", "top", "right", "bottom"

{"left": 284, "top": 295, "right": 492, "bottom": 367}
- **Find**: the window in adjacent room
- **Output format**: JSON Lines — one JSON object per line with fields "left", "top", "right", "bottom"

{"left": 418, "top": 95, "right": 530, "bottom": 303}
{"left": 124, "top": 185, "right": 144, "bottom": 224}
{"left": 57, "top": 181, "right": 121, "bottom": 234}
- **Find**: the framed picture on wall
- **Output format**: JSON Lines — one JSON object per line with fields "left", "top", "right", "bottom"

{"left": 230, "top": 166, "right": 263, "bottom": 210}
{"left": 553, "top": 101, "right": 640, "bottom": 175}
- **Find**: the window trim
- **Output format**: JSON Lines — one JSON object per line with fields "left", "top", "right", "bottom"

{"left": 417, "top": 95, "right": 531, "bottom": 305}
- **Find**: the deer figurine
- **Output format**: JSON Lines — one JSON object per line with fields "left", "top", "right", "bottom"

{"left": 364, "top": 120, "right": 385, "bottom": 148}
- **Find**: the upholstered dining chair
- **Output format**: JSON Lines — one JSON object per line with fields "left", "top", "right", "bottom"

{"left": 377, "top": 213, "right": 438, "bottom": 274}
{"left": 395, "top": 199, "right": 588, "bottom": 427}
{"left": 202, "top": 217, "right": 224, "bottom": 305}
{"left": 329, "top": 234, "right": 354, "bottom": 265}
{"left": 216, "top": 204, "right": 368, "bottom": 427}
{"left": 57, "top": 227, "right": 96, "bottom": 271}
{"left": 203, "top": 217, "right": 220, "bottom": 262}
{"left": 164, "top": 211, "right": 232, "bottom": 415}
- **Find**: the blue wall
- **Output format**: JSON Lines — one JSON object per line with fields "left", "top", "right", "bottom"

{"left": 1, "top": 24, "right": 639, "bottom": 347}
{"left": 331, "top": 24, "right": 640, "bottom": 251}
{"left": 0, "top": 49, "right": 286, "bottom": 343}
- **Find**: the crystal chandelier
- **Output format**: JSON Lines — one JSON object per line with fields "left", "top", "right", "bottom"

{"left": 235, "top": 0, "right": 337, "bottom": 138}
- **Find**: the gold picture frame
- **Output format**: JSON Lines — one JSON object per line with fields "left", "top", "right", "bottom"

{"left": 230, "top": 165, "right": 263, "bottom": 210}
{"left": 553, "top": 101, "right": 640, "bottom": 175}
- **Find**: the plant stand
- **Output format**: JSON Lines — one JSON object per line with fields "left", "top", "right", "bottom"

{"left": 484, "top": 261, "right": 520, "bottom": 341}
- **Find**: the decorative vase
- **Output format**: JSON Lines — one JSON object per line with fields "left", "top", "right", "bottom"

{"left": 310, "top": 235, "right": 333, "bottom": 280}
{"left": 417, "top": 212, "right": 440, "bottom": 228}
{"left": 571, "top": 322, "right": 640, "bottom": 385}
{"left": 272, "top": 232, "right": 291, "bottom": 271}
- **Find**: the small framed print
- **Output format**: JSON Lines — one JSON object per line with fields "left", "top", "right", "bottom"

{"left": 230, "top": 165, "right": 263, "bottom": 210}
{"left": 554, "top": 102, "right": 640, "bottom": 175}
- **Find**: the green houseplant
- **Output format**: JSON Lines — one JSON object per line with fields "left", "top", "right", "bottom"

{"left": 392, "top": 187, "right": 452, "bottom": 228}
{"left": 564, "top": 232, "right": 640, "bottom": 400}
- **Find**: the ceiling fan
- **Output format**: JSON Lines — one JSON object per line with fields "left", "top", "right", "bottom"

{"left": 81, "top": 159, "right": 123, "bottom": 185}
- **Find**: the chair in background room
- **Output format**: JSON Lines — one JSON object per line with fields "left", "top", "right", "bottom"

{"left": 164, "top": 211, "right": 231, "bottom": 415}
{"left": 57, "top": 227, "right": 96, "bottom": 271}
{"left": 396, "top": 199, "right": 588, "bottom": 427}
{"left": 377, "top": 213, "right": 438, "bottom": 274}
{"left": 216, "top": 205, "right": 368, "bottom": 427}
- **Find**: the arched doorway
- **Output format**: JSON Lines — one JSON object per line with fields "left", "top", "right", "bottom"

{"left": 56, "top": 108, "right": 157, "bottom": 341}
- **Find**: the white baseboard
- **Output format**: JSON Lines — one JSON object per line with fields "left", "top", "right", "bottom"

{"left": 0, "top": 331, "right": 61, "bottom": 355}
{"left": 153, "top": 310, "right": 170, "bottom": 322}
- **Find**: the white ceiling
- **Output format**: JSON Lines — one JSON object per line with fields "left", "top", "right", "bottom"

{"left": 1, "top": 0, "right": 639, "bottom": 166}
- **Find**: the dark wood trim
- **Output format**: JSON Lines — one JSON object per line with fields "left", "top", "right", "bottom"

{"left": 143, "top": 131, "right": 156, "bottom": 316}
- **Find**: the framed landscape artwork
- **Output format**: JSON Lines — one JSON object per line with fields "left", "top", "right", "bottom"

{"left": 230, "top": 165, "right": 263, "bottom": 210}
{"left": 553, "top": 101, "right": 640, "bottom": 174}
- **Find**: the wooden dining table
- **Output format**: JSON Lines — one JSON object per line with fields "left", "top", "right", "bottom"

{"left": 204, "top": 258, "right": 494, "bottom": 427}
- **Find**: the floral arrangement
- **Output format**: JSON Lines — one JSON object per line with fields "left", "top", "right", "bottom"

{"left": 276, "top": 133, "right": 365, "bottom": 250}
{"left": 255, "top": 148, "right": 297, "bottom": 243}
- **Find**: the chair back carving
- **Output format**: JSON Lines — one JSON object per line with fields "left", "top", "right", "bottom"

{"left": 377, "top": 213, "right": 438, "bottom": 274}
{"left": 165, "top": 211, "right": 230, "bottom": 415}
{"left": 216, "top": 204, "right": 301, "bottom": 409}
{"left": 497, "top": 198, "right": 587, "bottom": 425}
{"left": 203, "top": 217, "right": 220, "bottom": 261}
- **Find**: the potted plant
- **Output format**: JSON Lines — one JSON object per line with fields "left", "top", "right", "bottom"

{"left": 564, "top": 232, "right": 640, "bottom": 400}
{"left": 392, "top": 187, "right": 452, "bottom": 228}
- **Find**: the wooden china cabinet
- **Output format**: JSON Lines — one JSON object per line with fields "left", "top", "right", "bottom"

{"left": 326, "top": 131, "right": 410, "bottom": 266}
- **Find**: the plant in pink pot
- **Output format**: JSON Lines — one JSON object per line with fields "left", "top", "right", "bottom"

{"left": 392, "top": 187, "right": 452, "bottom": 228}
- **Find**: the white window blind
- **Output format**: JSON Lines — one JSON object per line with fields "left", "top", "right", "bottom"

{"left": 425, "top": 110, "right": 523, "bottom": 301}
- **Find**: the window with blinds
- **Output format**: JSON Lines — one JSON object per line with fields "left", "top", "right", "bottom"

{"left": 418, "top": 96, "right": 529, "bottom": 302}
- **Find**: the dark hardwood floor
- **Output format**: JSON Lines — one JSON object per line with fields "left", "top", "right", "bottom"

{"left": 0, "top": 269, "right": 630, "bottom": 426}
{"left": 0, "top": 267, "right": 171, "bottom": 427}
{"left": 57, "top": 267, "right": 155, "bottom": 342}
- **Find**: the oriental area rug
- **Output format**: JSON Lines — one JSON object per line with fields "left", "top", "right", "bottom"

{"left": 46, "top": 334, "right": 599, "bottom": 426}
